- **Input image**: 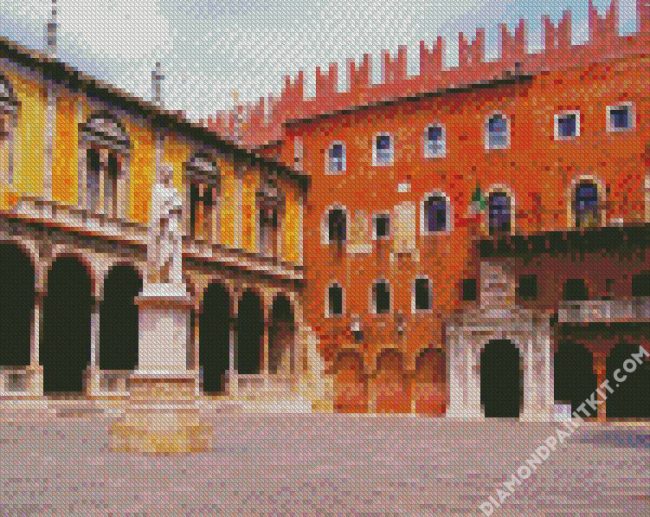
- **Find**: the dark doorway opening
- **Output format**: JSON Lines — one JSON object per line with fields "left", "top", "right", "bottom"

{"left": 99, "top": 265, "right": 142, "bottom": 371}
{"left": 554, "top": 342, "right": 597, "bottom": 416}
{"left": 41, "top": 257, "right": 92, "bottom": 393}
{"left": 480, "top": 340, "right": 521, "bottom": 417}
{"left": 237, "top": 291, "right": 263, "bottom": 375}
{"left": 199, "top": 283, "right": 231, "bottom": 393}
{"left": 0, "top": 244, "right": 34, "bottom": 367}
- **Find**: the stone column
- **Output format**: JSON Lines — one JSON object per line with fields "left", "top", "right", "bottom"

{"left": 43, "top": 83, "right": 56, "bottom": 205}
{"left": 262, "top": 304, "right": 270, "bottom": 388}
{"left": 234, "top": 168, "right": 243, "bottom": 249}
{"left": 445, "top": 330, "right": 465, "bottom": 418}
{"left": 228, "top": 318, "right": 238, "bottom": 396}
{"left": 29, "top": 290, "right": 44, "bottom": 396}
{"left": 97, "top": 149, "right": 107, "bottom": 215}
{"left": 87, "top": 298, "right": 101, "bottom": 395}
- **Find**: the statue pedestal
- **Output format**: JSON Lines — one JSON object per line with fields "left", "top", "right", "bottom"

{"left": 109, "top": 284, "right": 213, "bottom": 453}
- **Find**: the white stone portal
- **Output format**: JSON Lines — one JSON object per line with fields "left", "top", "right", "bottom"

{"left": 446, "top": 259, "right": 555, "bottom": 421}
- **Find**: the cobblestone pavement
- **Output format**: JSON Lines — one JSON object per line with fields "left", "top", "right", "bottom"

{"left": 0, "top": 413, "right": 648, "bottom": 515}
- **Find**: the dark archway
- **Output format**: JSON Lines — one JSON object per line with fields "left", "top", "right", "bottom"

{"left": 554, "top": 342, "right": 597, "bottom": 415}
{"left": 269, "top": 295, "right": 294, "bottom": 375}
{"left": 99, "top": 265, "right": 142, "bottom": 371}
{"left": 41, "top": 257, "right": 92, "bottom": 393}
{"left": 606, "top": 344, "right": 650, "bottom": 419}
{"left": 237, "top": 290, "right": 263, "bottom": 375}
{"left": 0, "top": 243, "right": 35, "bottom": 366}
{"left": 199, "top": 283, "right": 231, "bottom": 393}
{"left": 480, "top": 340, "right": 521, "bottom": 417}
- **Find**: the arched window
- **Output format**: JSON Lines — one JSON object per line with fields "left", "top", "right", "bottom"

{"left": 487, "top": 191, "right": 512, "bottom": 235}
{"left": 0, "top": 77, "right": 18, "bottom": 186}
{"left": 372, "top": 279, "right": 391, "bottom": 314}
{"left": 186, "top": 153, "right": 220, "bottom": 241}
{"left": 80, "top": 113, "right": 130, "bottom": 218}
{"left": 373, "top": 133, "right": 394, "bottom": 166}
{"left": 574, "top": 180, "right": 600, "bottom": 228}
{"left": 422, "top": 194, "right": 450, "bottom": 234}
{"left": 327, "top": 142, "right": 346, "bottom": 173}
{"left": 257, "top": 170, "right": 284, "bottom": 257}
{"left": 326, "top": 207, "right": 347, "bottom": 244}
{"left": 424, "top": 124, "right": 446, "bottom": 158}
{"left": 413, "top": 277, "right": 432, "bottom": 312}
{"left": 327, "top": 283, "right": 344, "bottom": 317}
{"left": 486, "top": 113, "right": 509, "bottom": 150}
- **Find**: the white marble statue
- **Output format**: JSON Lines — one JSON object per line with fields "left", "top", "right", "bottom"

{"left": 146, "top": 164, "right": 184, "bottom": 287}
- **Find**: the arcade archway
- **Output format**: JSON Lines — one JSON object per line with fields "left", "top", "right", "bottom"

{"left": 374, "top": 349, "right": 410, "bottom": 413}
{"left": 268, "top": 295, "right": 294, "bottom": 375}
{"left": 607, "top": 344, "right": 650, "bottom": 418}
{"left": 0, "top": 243, "right": 34, "bottom": 367}
{"left": 554, "top": 342, "right": 597, "bottom": 416}
{"left": 41, "top": 257, "right": 92, "bottom": 393}
{"left": 333, "top": 351, "right": 367, "bottom": 413}
{"left": 199, "top": 282, "right": 231, "bottom": 393}
{"left": 237, "top": 290, "right": 263, "bottom": 375}
{"left": 99, "top": 265, "right": 142, "bottom": 371}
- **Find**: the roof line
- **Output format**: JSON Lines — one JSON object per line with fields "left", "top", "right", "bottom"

{"left": 0, "top": 35, "right": 308, "bottom": 186}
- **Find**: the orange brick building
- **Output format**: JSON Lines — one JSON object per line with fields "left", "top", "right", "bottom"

{"left": 213, "top": 1, "right": 650, "bottom": 419}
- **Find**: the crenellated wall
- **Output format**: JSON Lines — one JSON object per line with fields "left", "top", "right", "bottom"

{"left": 207, "top": 0, "right": 649, "bottom": 149}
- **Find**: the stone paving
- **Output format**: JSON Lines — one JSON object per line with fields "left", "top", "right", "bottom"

{"left": 0, "top": 412, "right": 648, "bottom": 515}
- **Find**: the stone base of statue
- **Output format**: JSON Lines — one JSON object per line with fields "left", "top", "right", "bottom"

{"left": 109, "top": 283, "right": 213, "bottom": 454}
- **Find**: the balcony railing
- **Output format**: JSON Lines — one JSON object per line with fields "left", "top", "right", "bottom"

{"left": 558, "top": 297, "right": 650, "bottom": 324}
{"left": 7, "top": 196, "right": 303, "bottom": 281}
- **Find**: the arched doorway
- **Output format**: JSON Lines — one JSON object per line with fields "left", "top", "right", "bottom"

{"left": 480, "top": 340, "right": 521, "bottom": 417}
{"left": 333, "top": 351, "right": 367, "bottom": 413}
{"left": 374, "top": 349, "right": 410, "bottom": 413}
{"left": 554, "top": 342, "right": 597, "bottom": 416}
{"left": 41, "top": 257, "right": 92, "bottom": 393}
{"left": 413, "top": 348, "right": 446, "bottom": 415}
{"left": 199, "top": 283, "right": 231, "bottom": 393}
{"left": 237, "top": 290, "right": 263, "bottom": 375}
{"left": 606, "top": 344, "right": 650, "bottom": 419}
{"left": 0, "top": 243, "right": 34, "bottom": 367}
{"left": 268, "top": 295, "right": 294, "bottom": 375}
{"left": 99, "top": 265, "right": 142, "bottom": 371}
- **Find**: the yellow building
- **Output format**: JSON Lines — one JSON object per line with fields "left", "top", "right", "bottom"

{"left": 0, "top": 35, "right": 323, "bottom": 408}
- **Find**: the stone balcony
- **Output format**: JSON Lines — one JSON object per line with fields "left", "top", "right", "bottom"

{"left": 7, "top": 196, "right": 303, "bottom": 282}
{"left": 558, "top": 297, "right": 650, "bottom": 324}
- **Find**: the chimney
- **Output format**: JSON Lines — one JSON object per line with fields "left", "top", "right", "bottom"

{"left": 151, "top": 62, "right": 164, "bottom": 107}
{"left": 46, "top": 0, "right": 58, "bottom": 57}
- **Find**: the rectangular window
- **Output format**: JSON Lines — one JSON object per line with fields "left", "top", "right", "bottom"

{"left": 374, "top": 282, "right": 390, "bottom": 314}
{"left": 328, "top": 209, "right": 346, "bottom": 243}
{"left": 374, "top": 134, "right": 393, "bottom": 166}
{"left": 373, "top": 213, "right": 390, "bottom": 240}
{"left": 608, "top": 104, "right": 633, "bottom": 132}
{"left": 517, "top": 275, "right": 538, "bottom": 300}
{"left": 555, "top": 112, "right": 579, "bottom": 139}
{"left": 328, "top": 285, "right": 343, "bottom": 316}
{"left": 462, "top": 278, "right": 477, "bottom": 301}
{"left": 328, "top": 143, "right": 345, "bottom": 173}
{"left": 425, "top": 125, "right": 445, "bottom": 157}
{"left": 414, "top": 278, "right": 431, "bottom": 311}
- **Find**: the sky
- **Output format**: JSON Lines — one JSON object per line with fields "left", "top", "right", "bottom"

{"left": 0, "top": 1, "right": 640, "bottom": 120}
